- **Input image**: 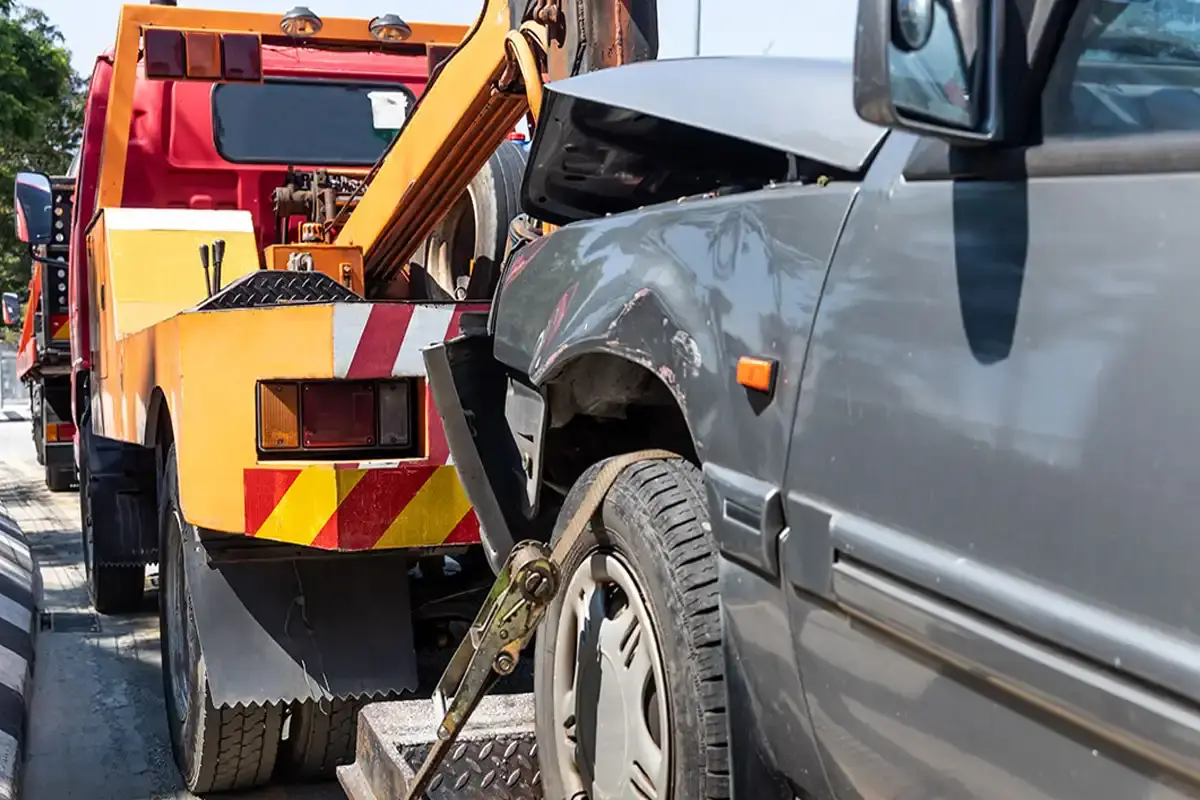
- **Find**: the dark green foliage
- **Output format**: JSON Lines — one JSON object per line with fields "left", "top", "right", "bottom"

{"left": 0, "top": 2, "right": 83, "bottom": 299}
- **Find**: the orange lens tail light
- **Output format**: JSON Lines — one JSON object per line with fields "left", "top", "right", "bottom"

{"left": 259, "top": 382, "right": 300, "bottom": 449}
{"left": 185, "top": 32, "right": 222, "bottom": 80}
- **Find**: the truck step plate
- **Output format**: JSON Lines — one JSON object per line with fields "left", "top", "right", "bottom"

{"left": 337, "top": 693, "right": 543, "bottom": 800}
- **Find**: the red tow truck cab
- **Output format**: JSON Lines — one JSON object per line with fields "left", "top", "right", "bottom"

{"left": 67, "top": 44, "right": 436, "bottom": 440}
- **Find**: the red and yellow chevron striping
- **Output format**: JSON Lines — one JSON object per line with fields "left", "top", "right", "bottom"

{"left": 244, "top": 463, "right": 480, "bottom": 551}
{"left": 50, "top": 314, "right": 69, "bottom": 341}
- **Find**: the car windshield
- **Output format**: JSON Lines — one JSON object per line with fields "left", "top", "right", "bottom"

{"left": 212, "top": 80, "right": 414, "bottom": 167}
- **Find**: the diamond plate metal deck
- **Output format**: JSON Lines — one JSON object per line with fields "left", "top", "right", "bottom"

{"left": 336, "top": 693, "right": 542, "bottom": 800}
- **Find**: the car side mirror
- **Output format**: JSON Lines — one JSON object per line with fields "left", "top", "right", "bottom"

{"left": 13, "top": 171, "right": 53, "bottom": 246}
{"left": 853, "top": 0, "right": 999, "bottom": 145}
{"left": 1, "top": 293, "right": 20, "bottom": 327}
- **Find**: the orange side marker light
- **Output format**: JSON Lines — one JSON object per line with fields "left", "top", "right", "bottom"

{"left": 736, "top": 356, "right": 777, "bottom": 394}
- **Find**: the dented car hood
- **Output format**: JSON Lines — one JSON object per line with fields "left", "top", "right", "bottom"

{"left": 543, "top": 55, "right": 887, "bottom": 174}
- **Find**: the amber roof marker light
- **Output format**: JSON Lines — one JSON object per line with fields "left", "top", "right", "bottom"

{"left": 280, "top": 6, "right": 323, "bottom": 37}
{"left": 369, "top": 14, "right": 413, "bottom": 42}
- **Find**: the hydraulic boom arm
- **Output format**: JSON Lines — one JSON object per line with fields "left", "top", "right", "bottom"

{"left": 335, "top": 0, "right": 546, "bottom": 289}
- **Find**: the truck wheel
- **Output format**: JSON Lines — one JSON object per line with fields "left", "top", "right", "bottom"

{"left": 158, "top": 443, "right": 283, "bottom": 793}
{"left": 415, "top": 140, "right": 527, "bottom": 300}
{"left": 533, "top": 457, "right": 730, "bottom": 800}
{"left": 79, "top": 421, "right": 145, "bottom": 614}
{"left": 278, "top": 697, "right": 365, "bottom": 781}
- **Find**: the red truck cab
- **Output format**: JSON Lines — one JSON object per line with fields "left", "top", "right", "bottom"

{"left": 68, "top": 44, "right": 432, "bottom": 436}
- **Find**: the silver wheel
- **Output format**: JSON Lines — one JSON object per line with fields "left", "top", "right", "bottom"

{"left": 552, "top": 551, "right": 671, "bottom": 800}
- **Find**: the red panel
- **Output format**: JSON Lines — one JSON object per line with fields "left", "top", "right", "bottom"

{"left": 345, "top": 304, "right": 415, "bottom": 379}
{"left": 243, "top": 468, "right": 302, "bottom": 535}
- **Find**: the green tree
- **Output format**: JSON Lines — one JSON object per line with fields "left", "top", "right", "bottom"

{"left": 0, "top": 0, "right": 83, "bottom": 306}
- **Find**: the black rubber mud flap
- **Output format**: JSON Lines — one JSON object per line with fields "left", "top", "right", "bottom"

{"left": 84, "top": 429, "right": 158, "bottom": 566}
{"left": 180, "top": 530, "right": 419, "bottom": 708}
{"left": 337, "top": 694, "right": 541, "bottom": 800}
{"left": 423, "top": 338, "right": 527, "bottom": 573}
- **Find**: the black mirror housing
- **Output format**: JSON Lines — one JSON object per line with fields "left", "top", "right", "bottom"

{"left": 13, "top": 171, "right": 53, "bottom": 246}
{"left": 853, "top": 0, "right": 1001, "bottom": 146}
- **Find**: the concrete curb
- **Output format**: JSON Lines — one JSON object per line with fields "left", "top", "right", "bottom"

{"left": 0, "top": 504, "right": 38, "bottom": 800}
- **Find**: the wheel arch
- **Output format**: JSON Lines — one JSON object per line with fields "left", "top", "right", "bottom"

{"left": 534, "top": 350, "right": 701, "bottom": 494}
{"left": 143, "top": 386, "right": 174, "bottom": 453}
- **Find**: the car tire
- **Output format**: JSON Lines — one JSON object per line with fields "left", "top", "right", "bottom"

{"left": 533, "top": 456, "right": 730, "bottom": 800}
{"left": 159, "top": 443, "right": 283, "bottom": 793}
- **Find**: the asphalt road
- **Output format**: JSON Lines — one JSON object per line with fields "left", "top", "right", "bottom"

{"left": 0, "top": 418, "right": 343, "bottom": 800}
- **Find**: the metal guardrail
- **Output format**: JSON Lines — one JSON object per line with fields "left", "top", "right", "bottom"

{"left": 0, "top": 346, "right": 29, "bottom": 410}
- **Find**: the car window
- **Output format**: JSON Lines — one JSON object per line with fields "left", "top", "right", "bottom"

{"left": 1043, "top": 0, "right": 1200, "bottom": 137}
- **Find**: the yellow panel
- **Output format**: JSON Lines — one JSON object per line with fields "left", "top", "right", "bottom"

{"left": 173, "top": 305, "right": 337, "bottom": 532}
{"left": 100, "top": 208, "right": 259, "bottom": 338}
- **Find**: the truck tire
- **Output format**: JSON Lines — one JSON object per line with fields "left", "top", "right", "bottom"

{"left": 415, "top": 140, "right": 528, "bottom": 300}
{"left": 278, "top": 697, "right": 365, "bottom": 781}
{"left": 158, "top": 443, "right": 283, "bottom": 793}
{"left": 79, "top": 417, "right": 145, "bottom": 614}
{"left": 533, "top": 456, "right": 730, "bottom": 800}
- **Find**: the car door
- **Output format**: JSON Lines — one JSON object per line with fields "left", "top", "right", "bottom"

{"left": 781, "top": 1, "right": 1200, "bottom": 798}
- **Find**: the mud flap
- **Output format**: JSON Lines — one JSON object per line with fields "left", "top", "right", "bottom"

{"left": 85, "top": 431, "right": 157, "bottom": 566}
{"left": 181, "top": 533, "right": 418, "bottom": 708}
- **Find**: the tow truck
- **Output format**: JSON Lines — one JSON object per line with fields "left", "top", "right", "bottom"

{"left": 9, "top": 172, "right": 78, "bottom": 492}
{"left": 11, "top": 0, "right": 655, "bottom": 794}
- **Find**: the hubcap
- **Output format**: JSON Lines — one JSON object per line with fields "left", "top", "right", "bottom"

{"left": 552, "top": 551, "right": 671, "bottom": 800}
{"left": 164, "top": 513, "right": 191, "bottom": 723}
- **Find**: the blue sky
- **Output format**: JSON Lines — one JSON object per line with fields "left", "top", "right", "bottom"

{"left": 27, "top": 0, "right": 858, "bottom": 79}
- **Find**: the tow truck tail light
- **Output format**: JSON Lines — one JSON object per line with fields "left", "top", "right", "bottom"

{"left": 221, "top": 34, "right": 263, "bottom": 82}
{"left": 45, "top": 422, "right": 76, "bottom": 443}
{"left": 144, "top": 28, "right": 263, "bottom": 83}
{"left": 185, "top": 32, "right": 222, "bottom": 80}
{"left": 258, "top": 379, "right": 415, "bottom": 454}
{"left": 378, "top": 380, "right": 412, "bottom": 447}
{"left": 259, "top": 382, "right": 300, "bottom": 449}
{"left": 145, "top": 29, "right": 186, "bottom": 80}
{"left": 301, "top": 382, "right": 375, "bottom": 448}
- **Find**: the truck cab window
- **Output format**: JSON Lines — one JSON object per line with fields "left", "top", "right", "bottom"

{"left": 1043, "top": 0, "right": 1200, "bottom": 137}
{"left": 212, "top": 80, "right": 415, "bottom": 167}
